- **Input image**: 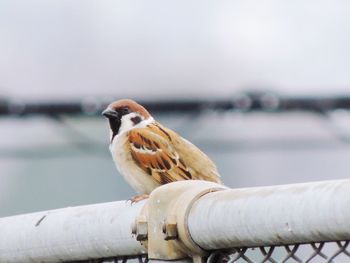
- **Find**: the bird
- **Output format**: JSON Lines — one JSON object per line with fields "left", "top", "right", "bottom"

{"left": 102, "top": 99, "right": 222, "bottom": 202}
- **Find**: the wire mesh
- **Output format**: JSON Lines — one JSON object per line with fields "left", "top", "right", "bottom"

{"left": 68, "top": 241, "right": 350, "bottom": 263}
{"left": 207, "top": 241, "right": 350, "bottom": 263}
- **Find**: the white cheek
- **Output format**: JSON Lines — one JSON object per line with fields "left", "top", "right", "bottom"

{"left": 119, "top": 113, "right": 138, "bottom": 132}
{"left": 114, "top": 113, "right": 154, "bottom": 139}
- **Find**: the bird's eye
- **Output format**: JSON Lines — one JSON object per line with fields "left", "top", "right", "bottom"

{"left": 119, "top": 107, "right": 130, "bottom": 115}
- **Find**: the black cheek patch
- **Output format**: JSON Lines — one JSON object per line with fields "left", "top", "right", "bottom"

{"left": 131, "top": 116, "right": 142, "bottom": 125}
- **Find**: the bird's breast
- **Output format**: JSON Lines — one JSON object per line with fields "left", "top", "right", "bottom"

{"left": 110, "top": 133, "right": 160, "bottom": 194}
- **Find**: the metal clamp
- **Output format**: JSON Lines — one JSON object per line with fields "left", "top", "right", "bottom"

{"left": 133, "top": 180, "right": 228, "bottom": 262}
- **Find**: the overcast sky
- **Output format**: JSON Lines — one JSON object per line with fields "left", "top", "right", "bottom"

{"left": 1, "top": 0, "right": 350, "bottom": 101}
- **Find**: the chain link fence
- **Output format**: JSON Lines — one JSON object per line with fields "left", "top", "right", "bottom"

{"left": 208, "top": 241, "right": 350, "bottom": 263}
{"left": 70, "top": 241, "right": 350, "bottom": 263}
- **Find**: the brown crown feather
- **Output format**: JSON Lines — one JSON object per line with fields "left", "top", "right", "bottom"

{"left": 108, "top": 99, "right": 151, "bottom": 119}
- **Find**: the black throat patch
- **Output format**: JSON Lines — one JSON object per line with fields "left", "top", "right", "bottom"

{"left": 109, "top": 118, "right": 121, "bottom": 142}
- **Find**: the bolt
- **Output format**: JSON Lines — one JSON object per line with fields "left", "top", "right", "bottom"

{"left": 163, "top": 215, "right": 178, "bottom": 241}
{"left": 132, "top": 215, "right": 148, "bottom": 241}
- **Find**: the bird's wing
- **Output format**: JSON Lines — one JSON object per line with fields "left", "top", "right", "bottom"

{"left": 128, "top": 124, "right": 193, "bottom": 184}
{"left": 158, "top": 124, "right": 222, "bottom": 184}
{"left": 128, "top": 122, "right": 221, "bottom": 184}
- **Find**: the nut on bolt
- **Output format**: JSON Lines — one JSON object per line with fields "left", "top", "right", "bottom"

{"left": 132, "top": 215, "right": 148, "bottom": 241}
{"left": 162, "top": 215, "right": 178, "bottom": 240}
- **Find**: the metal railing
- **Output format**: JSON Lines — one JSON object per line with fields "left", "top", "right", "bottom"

{"left": 1, "top": 179, "right": 350, "bottom": 263}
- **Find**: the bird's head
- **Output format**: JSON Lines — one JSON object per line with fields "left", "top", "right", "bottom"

{"left": 102, "top": 99, "right": 153, "bottom": 142}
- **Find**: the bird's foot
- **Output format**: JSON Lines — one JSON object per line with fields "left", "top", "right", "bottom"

{"left": 128, "top": 194, "right": 149, "bottom": 204}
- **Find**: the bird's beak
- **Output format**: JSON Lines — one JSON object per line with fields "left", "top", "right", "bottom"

{"left": 102, "top": 108, "right": 119, "bottom": 119}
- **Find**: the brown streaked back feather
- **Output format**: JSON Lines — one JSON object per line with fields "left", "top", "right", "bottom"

{"left": 128, "top": 122, "right": 221, "bottom": 185}
{"left": 152, "top": 123, "right": 221, "bottom": 184}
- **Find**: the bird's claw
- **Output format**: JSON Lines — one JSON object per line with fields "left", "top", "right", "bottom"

{"left": 126, "top": 194, "right": 149, "bottom": 205}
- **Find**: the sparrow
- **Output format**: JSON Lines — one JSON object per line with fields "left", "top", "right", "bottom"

{"left": 102, "top": 99, "right": 221, "bottom": 202}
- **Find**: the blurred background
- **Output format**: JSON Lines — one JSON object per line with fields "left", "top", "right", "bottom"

{"left": 1, "top": 0, "right": 350, "bottom": 217}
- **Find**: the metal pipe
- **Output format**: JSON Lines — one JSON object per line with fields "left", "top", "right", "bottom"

{"left": 2, "top": 179, "right": 350, "bottom": 262}
{"left": 188, "top": 179, "right": 350, "bottom": 250}
{"left": 0, "top": 201, "right": 146, "bottom": 263}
